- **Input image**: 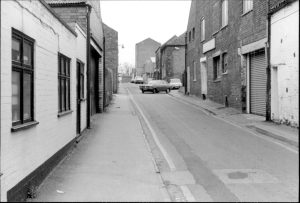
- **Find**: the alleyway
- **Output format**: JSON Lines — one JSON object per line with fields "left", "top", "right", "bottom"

{"left": 30, "top": 83, "right": 298, "bottom": 202}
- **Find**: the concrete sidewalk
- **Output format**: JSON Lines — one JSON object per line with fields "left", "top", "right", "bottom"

{"left": 29, "top": 86, "right": 170, "bottom": 202}
{"left": 169, "top": 88, "right": 298, "bottom": 149}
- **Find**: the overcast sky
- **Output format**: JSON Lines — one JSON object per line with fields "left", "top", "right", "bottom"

{"left": 100, "top": 0, "right": 191, "bottom": 68}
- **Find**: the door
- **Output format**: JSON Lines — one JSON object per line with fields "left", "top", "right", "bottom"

{"left": 250, "top": 50, "right": 267, "bottom": 116}
{"left": 187, "top": 66, "right": 191, "bottom": 93}
{"left": 200, "top": 61, "right": 207, "bottom": 95}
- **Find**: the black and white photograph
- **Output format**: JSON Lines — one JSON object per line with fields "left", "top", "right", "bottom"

{"left": 0, "top": 0, "right": 299, "bottom": 202}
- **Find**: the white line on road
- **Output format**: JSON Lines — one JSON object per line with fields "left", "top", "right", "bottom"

{"left": 127, "top": 88, "right": 177, "bottom": 171}
{"left": 168, "top": 94, "right": 298, "bottom": 154}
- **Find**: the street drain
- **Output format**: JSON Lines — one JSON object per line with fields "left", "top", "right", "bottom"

{"left": 228, "top": 171, "right": 248, "bottom": 179}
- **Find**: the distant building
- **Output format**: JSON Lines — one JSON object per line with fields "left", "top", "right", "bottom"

{"left": 135, "top": 38, "right": 161, "bottom": 76}
{"left": 155, "top": 34, "right": 185, "bottom": 82}
{"left": 144, "top": 57, "right": 156, "bottom": 78}
{"left": 269, "top": 0, "right": 299, "bottom": 127}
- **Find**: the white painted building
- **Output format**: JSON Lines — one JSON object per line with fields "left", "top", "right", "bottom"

{"left": 0, "top": 0, "right": 87, "bottom": 201}
{"left": 270, "top": 0, "right": 299, "bottom": 127}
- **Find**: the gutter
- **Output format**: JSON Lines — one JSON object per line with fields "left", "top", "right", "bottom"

{"left": 86, "top": 4, "right": 91, "bottom": 128}
{"left": 265, "top": 0, "right": 271, "bottom": 121}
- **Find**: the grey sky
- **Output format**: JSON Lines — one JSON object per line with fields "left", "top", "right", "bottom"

{"left": 101, "top": 0, "right": 191, "bottom": 68}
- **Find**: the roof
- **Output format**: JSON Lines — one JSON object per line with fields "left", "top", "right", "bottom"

{"left": 159, "top": 33, "right": 186, "bottom": 51}
{"left": 45, "top": 0, "right": 87, "bottom": 6}
{"left": 136, "top": 38, "right": 161, "bottom": 46}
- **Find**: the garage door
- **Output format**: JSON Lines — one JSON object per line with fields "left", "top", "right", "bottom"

{"left": 250, "top": 50, "right": 267, "bottom": 116}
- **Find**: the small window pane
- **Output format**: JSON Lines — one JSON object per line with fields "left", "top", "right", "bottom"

{"left": 12, "top": 38, "right": 21, "bottom": 62}
{"left": 23, "top": 73, "right": 32, "bottom": 120}
{"left": 61, "top": 57, "right": 65, "bottom": 74}
{"left": 23, "top": 41, "right": 32, "bottom": 66}
{"left": 80, "top": 74, "right": 84, "bottom": 99}
{"left": 12, "top": 71, "right": 21, "bottom": 122}
{"left": 61, "top": 79, "right": 65, "bottom": 111}
{"left": 66, "top": 80, "right": 69, "bottom": 110}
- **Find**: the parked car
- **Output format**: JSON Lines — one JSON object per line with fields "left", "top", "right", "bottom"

{"left": 130, "top": 77, "right": 135, "bottom": 83}
{"left": 169, "top": 78, "right": 182, "bottom": 89}
{"left": 139, "top": 80, "right": 171, "bottom": 94}
{"left": 134, "top": 76, "right": 144, "bottom": 84}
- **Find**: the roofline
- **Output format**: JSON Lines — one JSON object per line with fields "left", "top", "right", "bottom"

{"left": 40, "top": 0, "right": 78, "bottom": 36}
{"left": 269, "top": 0, "right": 297, "bottom": 15}
{"left": 46, "top": 1, "right": 87, "bottom": 7}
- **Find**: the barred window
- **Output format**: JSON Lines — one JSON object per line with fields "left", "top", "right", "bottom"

{"left": 58, "top": 53, "right": 71, "bottom": 113}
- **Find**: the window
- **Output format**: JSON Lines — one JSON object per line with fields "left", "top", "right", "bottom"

{"left": 222, "top": 0, "right": 228, "bottom": 27}
{"left": 200, "top": 18, "right": 205, "bottom": 41}
{"left": 189, "top": 31, "right": 191, "bottom": 42}
{"left": 222, "top": 52, "right": 228, "bottom": 73}
{"left": 213, "top": 56, "right": 221, "bottom": 80}
{"left": 11, "top": 29, "right": 34, "bottom": 126}
{"left": 243, "top": 0, "right": 253, "bottom": 14}
{"left": 80, "top": 65, "right": 84, "bottom": 99}
{"left": 192, "top": 28, "right": 195, "bottom": 40}
{"left": 193, "top": 61, "right": 197, "bottom": 81}
{"left": 58, "top": 53, "right": 71, "bottom": 113}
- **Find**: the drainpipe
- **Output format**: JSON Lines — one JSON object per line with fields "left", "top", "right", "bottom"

{"left": 184, "top": 32, "right": 188, "bottom": 95}
{"left": 103, "top": 36, "right": 106, "bottom": 110}
{"left": 86, "top": 5, "right": 91, "bottom": 129}
{"left": 266, "top": 0, "right": 271, "bottom": 121}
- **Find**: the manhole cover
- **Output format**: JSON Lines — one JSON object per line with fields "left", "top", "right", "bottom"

{"left": 228, "top": 171, "right": 248, "bottom": 179}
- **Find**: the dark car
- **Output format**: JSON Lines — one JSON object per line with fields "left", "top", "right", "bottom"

{"left": 139, "top": 80, "right": 171, "bottom": 94}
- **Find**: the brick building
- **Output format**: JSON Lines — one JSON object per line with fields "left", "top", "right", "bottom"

{"left": 186, "top": 0, "right": 281, "bottom": 116}
{"left": 155, "top": 34, "right": 185, "bottom": 82}
{"left": 103, "top": 23, "right": 119, "bottom": 94}
{"left": 135, "top": 38, "right": 161, "bottom": 76}
{"left": 46, "top": 0, "right": 106, "bottom": 114}
{"left": 0, "top": 0, "right": 89, "bottom": 201}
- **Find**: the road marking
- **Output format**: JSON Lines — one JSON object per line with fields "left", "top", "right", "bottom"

{"left": 127, "top": 88, "right": 176, "bottom": 171}
{"left": 168, "top": 94, "right": 298, "bottom": 154}
{"left": 180, "top": 185, "right": 196, "bottom": 202}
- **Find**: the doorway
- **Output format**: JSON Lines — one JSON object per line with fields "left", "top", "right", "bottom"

{"left": 200, "top": 61, "right": 207, "bottom": 98}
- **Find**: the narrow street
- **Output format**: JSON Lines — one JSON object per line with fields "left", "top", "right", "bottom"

{"left": 32, "top": 83, "right": 298, "bottom": 202}
{"left": 126, "top": 83, "right": 298, "bottom": 202}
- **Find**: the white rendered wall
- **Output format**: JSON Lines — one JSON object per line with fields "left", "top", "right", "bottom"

{"left": 270, "top": 1, "right": 299, "bottom": 127}
{"left": 0, "top": 1, "right": 85, "bottom": 200}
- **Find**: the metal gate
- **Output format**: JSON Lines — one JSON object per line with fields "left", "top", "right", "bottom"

{"left": 250, "top": 49, "right": 267, "bottom": 116}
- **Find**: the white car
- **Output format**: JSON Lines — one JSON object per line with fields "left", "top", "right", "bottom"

{"left": 169, "top": 78, "right": 182, "bottom": 89}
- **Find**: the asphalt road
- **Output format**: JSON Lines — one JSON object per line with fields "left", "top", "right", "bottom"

{"left": 125, "top": 83, "right": 298, "bottom": 202}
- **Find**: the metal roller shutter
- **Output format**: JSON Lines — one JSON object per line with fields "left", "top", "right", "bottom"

{"left": 250, "top": 50, "right": 267, "bottom": 116}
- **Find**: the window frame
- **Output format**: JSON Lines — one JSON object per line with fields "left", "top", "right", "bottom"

{"left": 221, "top": 0, "right": 228, "bottom": 27}
{"left": 11, "top": 28, "right": 35, "bottom": 127}
{"left": 58, "top": 53, "right": 71, "bottom": 114}
{"left": 213, "top": 55, "right": 221, "bottom": 80}
{"left": 243, "top": 0, "right": 253, "bottom": 14}
{"left": 200, "top": 18, "right": 205, "bottom": 42}
{"left": 222, "top": 52, "right": 228, "bottom": 74}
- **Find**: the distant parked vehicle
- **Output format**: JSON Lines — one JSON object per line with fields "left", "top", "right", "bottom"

{"left": 169, "top": 78, "right": 182, "bottom": 89}
{"left": 139, "top": 80, "right": 171, "bottom": 94}
{"left": 134, "top": 76, "right": 144, "bottom": 84}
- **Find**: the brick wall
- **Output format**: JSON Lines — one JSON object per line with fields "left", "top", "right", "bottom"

{"left": 186, "top": 0, "right": 271, "bottom": 110}
{"left": 135, "top": 38, "right": 161, "bottom": 76}
{"left": 103, "top": 23, "right": 118, "bottom": 93}
{"left": 1, "top": 1, "right": 85, "bottom": 200}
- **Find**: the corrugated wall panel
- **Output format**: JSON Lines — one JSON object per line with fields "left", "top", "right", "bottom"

{"left": 250, "top": 50, "right": 267, "bottom": 116}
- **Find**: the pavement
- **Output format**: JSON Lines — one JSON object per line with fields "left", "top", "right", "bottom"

{"left": 169, "top": 87, "right": 299, "bottom": 149}
{"left": 29, "top": 85, "right": 171, "bottom": 202}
